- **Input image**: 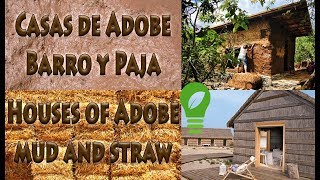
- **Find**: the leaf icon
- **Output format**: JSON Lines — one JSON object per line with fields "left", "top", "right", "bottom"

{"left": 188, "top": 92, "right": 205, "bottom": 109}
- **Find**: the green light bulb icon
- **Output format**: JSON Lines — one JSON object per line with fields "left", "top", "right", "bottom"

{"left": 181, "top": 82, "right": 211, "bottom": 135}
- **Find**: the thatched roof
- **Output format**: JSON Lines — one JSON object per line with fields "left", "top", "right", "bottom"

{"left": 227, "top": 90, "right": 315, "bottom": 128}
{"left": 182, "top": 127, "right": 233, "bottom": 139}
{"left": 211, "top": 0, "right": 312, "bottom": 37}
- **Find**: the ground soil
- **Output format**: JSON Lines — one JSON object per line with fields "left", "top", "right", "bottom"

{"left": 205, "top": 68, "right": 313, "bottom": 90}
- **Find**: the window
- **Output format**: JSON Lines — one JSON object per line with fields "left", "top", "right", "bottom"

{"left": 198, "top": 138, "right": 201, "bottom": 146}
{"left": 260, "top": 29, "right": 269, "bottom": 39}
{"left": 223, "top": 139, "right": 227, "bottom": 146}
{"left": 211, "top": 139, "right": 215, "bottom": 146}
{"left": 260, "top": 130, "right": 268, "bottom": 150}
{"left": 184, "top": 138, "right": 188, "bottom": 145}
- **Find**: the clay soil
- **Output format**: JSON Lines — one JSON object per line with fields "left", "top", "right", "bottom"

{"left": 272, "top": 69, "right": 311, "bottom": 81}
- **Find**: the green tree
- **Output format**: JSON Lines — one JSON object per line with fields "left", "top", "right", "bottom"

{"left": 295, "top": 33, "right": 315, "bottom": 63}
{"left": 182, "top": 0, "right": 248, "bottom": 87}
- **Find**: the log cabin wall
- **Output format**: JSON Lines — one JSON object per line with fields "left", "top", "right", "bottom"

{"left": 232, "top": 91, "right": 315, "bottom": 179}
{"left": 182, "top": 128, "right": 233, "bottom": 147}
{"left": 183, "top": 138, "right": 232, "bottom": 147}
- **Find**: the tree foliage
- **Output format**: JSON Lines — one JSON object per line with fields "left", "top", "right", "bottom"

{"left": 182, "top": 0, "right": 248, "bottom": 87}
{"left": 295, "top": 33, "right": 315, "bottom": 63}
{"left": 182, "top": 0, "right": 314, "bottom": 87}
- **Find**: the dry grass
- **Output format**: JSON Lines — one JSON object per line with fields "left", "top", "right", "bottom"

{"left": 5, "top": 90, "right": 181, "bottom": 179}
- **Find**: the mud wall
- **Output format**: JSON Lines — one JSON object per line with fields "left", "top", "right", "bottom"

{"left": 247, "top": 41, "right": 273, "bottom": 75}
{"left": 222, "top": 18, "right": 273, "bottom": 75}
{"left": 269, "top": 19, "right": 295, "bottom": 75}
{"left": 287, "top": 36, "right": 296, "bottom": 71}
{"left": 223, "top": 17, "right": 270, "bottom": 47}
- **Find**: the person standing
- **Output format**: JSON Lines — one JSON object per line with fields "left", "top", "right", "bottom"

{"left": 236, "top": 43, "right": 254, "bottom": 73}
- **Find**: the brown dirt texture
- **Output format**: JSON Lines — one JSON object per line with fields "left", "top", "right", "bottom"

{"left": 5, "top": 0, "right": 181, "bottom": 90}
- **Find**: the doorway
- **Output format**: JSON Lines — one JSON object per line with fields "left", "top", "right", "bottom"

{"left": 184, "top": 138, "right": 188, "bottom": 146}
{"left": 284, "top": 40, "right": 289, "bottom": 71}
{"left": 255, "top": 122, "right": 285, "bottom": 172}
{"left": 211, "top": 139, "right": 215, "bottom": 146}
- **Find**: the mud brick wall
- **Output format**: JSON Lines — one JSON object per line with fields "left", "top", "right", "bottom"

{"left": 223, "top": 17, "right": 271, "bottom": 46}
{"left": 270, "top": 19, "right": 287, "bottom": 75}
{"left": 287, "top": 36, "right": 296, "bottom": 72}
{"left": 269, "top": 19, "right": 296, "bottom": 75}
{"left": 222, "top": 18, "right": 273, "bottom": 75}
{"left": 221, "top": 16, "right": 298, "bottom": 76}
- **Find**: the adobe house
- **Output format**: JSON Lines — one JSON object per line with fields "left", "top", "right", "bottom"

{"left": 211, "top": 1, "right": 312, "bottom": 76}
{"left": 227, "top": 90, "right": 315, "bottom": 178}
{"left": 182, "top": 127, "right": 233, "bottom": 147}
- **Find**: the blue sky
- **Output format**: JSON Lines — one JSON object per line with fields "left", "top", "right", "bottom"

{"left": 181, "top": 90, "right": 315, "bottom": 129}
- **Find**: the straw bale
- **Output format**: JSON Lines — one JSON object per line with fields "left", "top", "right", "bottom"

{"left": 6, "top": 90, "right": 117, "bottom": 103}
{"left": 34, "top": 121, "right": 73, "bottom": 146}
{"left": 148, "top": 162, "right": 180, "bottom": 177}
{"left": 33, "top": 174, "right": 74, "bottom": 180}
{"left": 5, "top": 161, "right": 32, "bottom": 180}
{"left": 112, "top": 176, "right": 141, "bottom": 180}
{"left": 115, "top": 121, "right": 152, "bottom": 142}
{"left": 31, "top": 147, "right": 73, "bottom": 177}
{"left": 74, "top": 120, "right": 114, "bottom": 142}
{"left": 152, "top": 123, "right": 180, "bottom": 131}
{"left": 75, "top": 175, "right": 110, "bottom": 180}
{"left": 75, "top": 163, "right": 110, "bottom": 176}
{"left": 5, "top": 102, "right": 34, "bottom": 130}
{"left": 111, "top": 142, "right": 149, "bottom": 177}
{"left": 5, "top": 140, "right": 34, "bottom": 180}
{"left": 228, "top": 73, "right": 263, "bottom": 89}
{"left": 5, "top": 90, "right": 181, "bottom": 179}
{"left": 151, "top": 128, "right": 180, "bottom": 143}
{"left": 73, "top": 140, "right": 111, "bottom": 178}
{"left": 111, "top": 163, "right": 149, "bottom": 177}
{"left": 6, "top": 140, "right": 35, "bottom": 161}
{"left": 115, "top": 90, "right": 179, "bottom": 104}
{"left": 31, "top": 161, "right": 73, "bottom": 177}
{"left": 72, "top": 140, "right": 111, "bottom": 163}
{"left": 142, "top": 170, "right": 179, "bottom": 180}
{"left": 5, "top": 128, "right": 34, "bottom": 141}
{"left": 111, "top": 142, "right": 180, "bottom": 178}
{"left": 169, "top": 142, "right": 181, "bottom": 163}
{"left": 5, "top": 122, "right": 33, "bottom": 131}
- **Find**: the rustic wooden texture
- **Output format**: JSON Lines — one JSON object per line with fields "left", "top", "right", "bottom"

{"left": 232, "top": 90, "right": 315, "bottom": 179}
{"left": 287, "top": 163, "right": 300, "bottom": 179}
{"left": 185, "top": 138, "right": 231, "bottom": 147}
{"left": 182, "top": 153, "right": 233, "bottom": 164}
{"left": 187, "top": 138, "right": 199, "bottom": 146}
{"left": 182, "top": 166, "right": 310, "bottom": 180}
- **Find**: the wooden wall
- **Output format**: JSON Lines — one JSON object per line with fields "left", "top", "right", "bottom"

{"left": 233, "top": 91, "right": 315, "bottom": 179}
{"left": 201, "top": 139, "right": 211, "bottom": 145}
{"left": 187, "top": 138, "right": 198, "bottom": 146}
{"left": 183, "top": 138, "right": 232, "bottom": 147}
